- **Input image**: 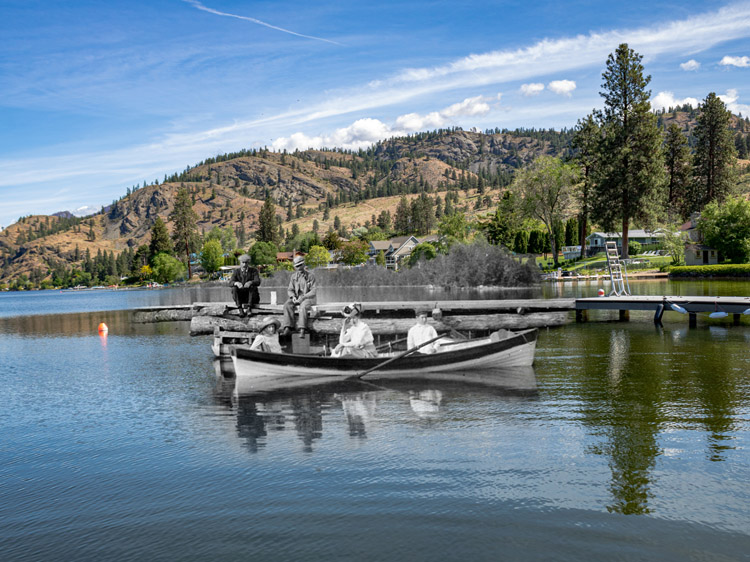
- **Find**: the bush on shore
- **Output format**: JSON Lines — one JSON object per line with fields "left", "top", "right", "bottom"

{"left": 668, "top": 264, "right": 750, "bottom": 277}
{"left": 264, "top": 241, "right": 539, "bottom": 288}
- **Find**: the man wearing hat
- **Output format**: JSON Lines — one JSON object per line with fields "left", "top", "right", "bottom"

{"left": 280, "top": 255, "right": 317, "bottom": 337}
{"left": 229, "top": 254, "right": 261, "bottom": 318}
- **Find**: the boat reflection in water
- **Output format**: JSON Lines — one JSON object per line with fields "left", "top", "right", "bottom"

{"left": 213, "top": 363, "right": 538, "bottom": 452}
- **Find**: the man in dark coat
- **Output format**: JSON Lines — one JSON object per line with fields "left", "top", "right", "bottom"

{"left": 229, "top": 254, "right": 261, "bottom": 317}
{"left": 280, "top": 255, "right": 317, "bottom": 337}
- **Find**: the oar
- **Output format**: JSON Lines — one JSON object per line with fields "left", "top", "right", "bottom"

{"left": 354, "top": 334, "right": 444, "bottom": 379}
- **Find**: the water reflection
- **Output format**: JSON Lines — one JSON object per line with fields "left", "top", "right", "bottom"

{"left": 559, "top": 323, "right": 749, "bottom": 516}
{"left": 214, "top": 367, "right": 538, "bottom": 453}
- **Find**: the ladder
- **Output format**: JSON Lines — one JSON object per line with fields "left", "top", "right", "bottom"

{"left": 605, "top": 241, "right": 630, "bottom": 296}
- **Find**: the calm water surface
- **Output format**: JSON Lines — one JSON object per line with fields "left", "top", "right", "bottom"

{"left": 1, "top": 284, "right": 749, "bottom": 561}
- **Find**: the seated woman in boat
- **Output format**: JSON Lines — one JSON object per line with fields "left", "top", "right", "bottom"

{"left": 250, "top": 316, "right": 283, "bottom": 353}
{"left": 407, "top": 308, "right": 439, "bottom": 354}
{"left": 331, "top": 303, "right": 377, "bottom": 358}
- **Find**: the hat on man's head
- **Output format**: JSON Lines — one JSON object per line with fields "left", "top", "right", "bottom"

{"left": 415, "top": 308, "right": 430, "bottom": 318}
{"left": 293, "top": 256, "right": 306, "bottom": 268}
{"left": 258, "top": 316, "right": 281, "bottom": 333}
{"left": 239, "top": 254, "right": 251, "bottom": 263}
{"left": 342, "top": 303, "right": 363, "bottom": 318}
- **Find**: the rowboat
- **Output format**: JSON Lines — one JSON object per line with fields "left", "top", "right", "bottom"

{"left": 230, "top": 328, "right": 537, "bottom": 388}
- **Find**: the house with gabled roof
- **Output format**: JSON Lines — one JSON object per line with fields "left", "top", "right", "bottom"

{"left": 680, "top": 214, "right": 720, "bottom": 265}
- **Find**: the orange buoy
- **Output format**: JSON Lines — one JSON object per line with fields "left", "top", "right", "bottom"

{"left": 98, "top": 322, "right": 109, "bottom": 334}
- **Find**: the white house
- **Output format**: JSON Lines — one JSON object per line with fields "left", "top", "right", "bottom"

{"left": 586, "top": 229, "right": 665, "bottom": 254}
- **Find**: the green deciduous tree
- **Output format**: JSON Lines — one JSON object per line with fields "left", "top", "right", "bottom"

{"left": 339, "top": 240, "right": 369, "bottom": 266}
{"left": 698, "top": 195, "right": 750, "bottom": 263}
{"left": 511, "top": 156, "right": 580, "bottom": 267}
{"left": 592, "top": 43, "right": 666, "bottom": 259}
{"left": 691, "top": 92, "right": 738, "bottom": 212}
{"left": 480, "top": 191, "right": 522, "bottom": 249}
{"left": 305, "top": 245, "right": 331, "bottom": 269}
{"left": 151, "top": 253, "right": 185, "bottom": 284}
{"left": 408, "top": 242, "right": 437, "bottom": 266}
{"left": 249, "top": 241, "right": 278, "bottom": 267}
{"left": 200, "top": 239, "right": 224, "bottom": 275}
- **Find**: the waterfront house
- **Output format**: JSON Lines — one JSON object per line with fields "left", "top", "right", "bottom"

{"left": 681, "top": 214, "right": 721, "bottom": 265}
{"left": 586, "top": 229, "right": 665, "bottom": 255}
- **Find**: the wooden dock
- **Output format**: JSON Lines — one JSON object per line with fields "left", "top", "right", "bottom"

{"left": 133, "top": 294, "right": 750, "bottom": 335}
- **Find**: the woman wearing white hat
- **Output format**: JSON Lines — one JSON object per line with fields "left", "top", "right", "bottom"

{"left": 250, "top": 316, "right": 282, "bottom": 353}
{"left": 332, "top": 303, "right": 376, "bottom": 358}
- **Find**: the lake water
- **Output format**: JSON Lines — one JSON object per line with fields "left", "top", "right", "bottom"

{"left": 1, "top": 283, "right": 749, "bottom": 561}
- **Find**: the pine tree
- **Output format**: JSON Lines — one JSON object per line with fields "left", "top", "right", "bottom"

{"left": 591, "top": 44, "right": 666, "bottom": 259}
{"left": 571, "top": 114, "right": 601, "bottom": 258}
{"left": 663, "top": 124, "right": 692, "bottom": 220}
{"left": 149, "top": 217, "right": 172, "bottom": 258}
{"left": 256, "top": 197, "right": 279, "bottom": 244}
{"left": 691, "top": 92, "right": 738, "bottom": 211}
{"left": 394, "top": 196, "right": 411, "bottom": 234}
{"left": 169, "top": 188, "right": 199, "bottom": 278}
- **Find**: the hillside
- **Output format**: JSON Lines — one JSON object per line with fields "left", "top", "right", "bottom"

{"left": 1, "top": 117, "right": 749, "bottom": 285}
{"left": 0, "top": 128, "right": 570, "bottom": 284}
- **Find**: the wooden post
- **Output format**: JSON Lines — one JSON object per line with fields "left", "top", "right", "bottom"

{"left": 619, "top": 310, "right": 629, "bottom": 322}
{"left": 576, "top": 309, "right": 588, "bottom": 323}
{"left": 689, "top": 312, "right": 697, "bottom": 328}
{"left": 733, "top": 313, "right": 741, "bottom": 326}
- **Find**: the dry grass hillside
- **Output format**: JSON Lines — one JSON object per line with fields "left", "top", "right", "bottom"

{"left": 2, "top": 119, "right": 749, "bottom": 285}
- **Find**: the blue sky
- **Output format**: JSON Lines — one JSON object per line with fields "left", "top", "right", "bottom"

{"left": 2, "top": 0, "right": 750, "bottom": 229}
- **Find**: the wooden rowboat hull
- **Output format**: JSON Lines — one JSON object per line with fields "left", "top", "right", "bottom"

{"left": 231, "top": 329, "right": 537, "bottom": 385}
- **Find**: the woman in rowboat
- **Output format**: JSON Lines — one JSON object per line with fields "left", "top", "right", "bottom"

{"left": 250, "top": 316, "right": 283, "bottom": 353}
{"left": 407, "top": 308, "right": 440, "bottom": 354}
{"left": 331, "top": 303, "right": 377, "bottom": 358}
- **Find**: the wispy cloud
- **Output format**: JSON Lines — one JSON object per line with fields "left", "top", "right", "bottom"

{"left": 719, "top": 55, "right": 750, "bottom": 67}
{"left": 680, "top": 59, "right": 701, "bottom": 71}
{"left": 182, "top": 0, "right": 342, "bottom": 46}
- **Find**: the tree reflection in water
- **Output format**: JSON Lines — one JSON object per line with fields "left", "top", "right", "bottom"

{"left": 572, "top": 323, "right": 748, "bottom": 515}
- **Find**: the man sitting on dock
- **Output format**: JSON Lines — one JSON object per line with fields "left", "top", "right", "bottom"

{"left": 280, "top": 256, "right": 317, "bottom": 337}
{"left": 229, "top": 254, "right": 261, "bottom": 318}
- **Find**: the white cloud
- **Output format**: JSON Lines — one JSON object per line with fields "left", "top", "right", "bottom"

{"left": 651, "top": 91, "right": 699, "bottom": 111}
{"left": 680, "top": 59, "right": 701, "bottom": 71}
{"left": 272, "top": 95, "right": 499, "bottom": 151}
{"left": 548, "top": 80, "right": 576, "bottom": 97}
{"left": 719, "top": 88, "right": 750, "bottom": 115}
{"left": 520, "top": 83, "right": 545, "bottom": 97}
{"left": 719, "top": 55, "right": 750, "bottom": 67}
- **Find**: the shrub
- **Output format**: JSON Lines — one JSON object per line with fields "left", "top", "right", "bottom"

{"left": 669, "top": 264, "right": 750, "bottom": 277}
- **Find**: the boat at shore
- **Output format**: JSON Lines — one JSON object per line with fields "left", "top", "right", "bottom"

{"left": 230, "top": 328, "right": 537, "bottom": 389}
